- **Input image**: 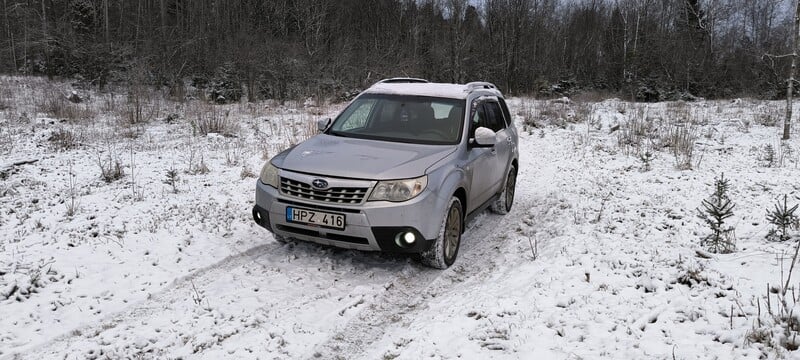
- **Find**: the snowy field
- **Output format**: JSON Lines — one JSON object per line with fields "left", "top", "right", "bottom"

{"left": 2, "top": 76, "right": 800, "bottom": 359}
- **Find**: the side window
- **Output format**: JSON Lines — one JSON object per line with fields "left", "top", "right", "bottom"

{"left": 498, "top": 98, "right": 512, "bottom": 127}
{"left": 484, "top": 101, "right": 506, "bottom": 132}
{"left": 469, "top": 102, "right": 487, "bottom": 137}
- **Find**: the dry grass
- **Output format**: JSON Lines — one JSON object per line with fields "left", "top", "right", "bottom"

{"left": 35, "top": 89, "right": 96, "bottom": 122}
{"left": 0, "top": 79, "right": 11, "bottom": 111}
{"left": 120, "top": 85, "right": 165, "bottom": 125}
{"left": 571, "top": 90, "right": 617, "bottom": 103}
{"left": 517, "top": 100, "right": 539, "bottom": 130}
{"left": 96, "top": 148, "right": 125, "bottom": 183}
{"left": 663, "top": 124, "right": 698, "bottom": 170}
{"left": 615, "top": 103, "right": 699, "bottom": 169}
{"left": 189, "top": 103, "right": 239, "bottom": 136}
{"left": 48, "top": 127, "right": 82, "bottom": 151}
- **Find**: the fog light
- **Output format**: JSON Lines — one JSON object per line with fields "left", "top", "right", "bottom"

{"left": 394, "top": 231, "right": 417, "bottom": 248}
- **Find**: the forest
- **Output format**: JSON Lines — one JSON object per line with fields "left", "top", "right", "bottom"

{"left": 0, "top": 0, "right": 795, "bottom": 101}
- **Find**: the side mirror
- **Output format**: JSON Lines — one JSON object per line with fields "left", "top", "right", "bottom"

{"left": 472, "top": 127, "right": 496, "bottom": 147}
{"left": 317, "top": 118, "right": 331, "bottom": 132}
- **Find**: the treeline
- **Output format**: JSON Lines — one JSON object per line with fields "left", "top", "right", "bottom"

{"left": 0, "top": 0, "right": 794, "bottom": 101}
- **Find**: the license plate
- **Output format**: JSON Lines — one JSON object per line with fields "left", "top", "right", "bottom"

{"left": 286, "top": 206, "right": 345, "bottom": 230}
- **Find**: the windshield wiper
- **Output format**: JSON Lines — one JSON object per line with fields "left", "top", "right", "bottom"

{"left": 330, "top": 130, "right": 353, "bottom": 138}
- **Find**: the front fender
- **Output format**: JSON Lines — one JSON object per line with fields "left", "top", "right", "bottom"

{"left": 428, "top": 165, "right": 468, "bottom": 233}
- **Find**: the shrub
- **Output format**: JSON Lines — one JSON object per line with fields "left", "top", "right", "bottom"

{"left": 96, "top": 150, "right": 124, "bottom": 183}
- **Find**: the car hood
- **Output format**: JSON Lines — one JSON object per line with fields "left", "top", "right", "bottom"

{"left": 273, "top": 134, "right": 457, "bottom": 180}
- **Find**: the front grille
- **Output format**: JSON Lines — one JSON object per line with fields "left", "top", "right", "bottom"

{"left": 280, "top": 177, "right": 368, "bottom": 204}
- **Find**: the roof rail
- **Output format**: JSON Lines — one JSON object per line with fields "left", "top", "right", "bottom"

{"left": 465, "top": 81, "right": 497, "bottom": 91}
{"left": 377, "top": 77, "right": 429, "bottom": 84}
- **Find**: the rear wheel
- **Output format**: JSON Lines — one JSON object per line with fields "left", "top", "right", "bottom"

{"left": 420, "top": 197, "right": 463, "bottom": 269}
{"left": 490, "top": 164, "right": 517, "bottom": 215}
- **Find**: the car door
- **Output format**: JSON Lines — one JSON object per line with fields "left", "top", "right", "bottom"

{"left": 464, "top": 100, "right": 496, "bottom": 212}
{"left": 483, "top": 100, "right": 512, "bottom": 195}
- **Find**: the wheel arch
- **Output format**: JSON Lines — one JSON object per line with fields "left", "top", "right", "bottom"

{"left": 434, "top": 166, "right": 468, "bottom": 235}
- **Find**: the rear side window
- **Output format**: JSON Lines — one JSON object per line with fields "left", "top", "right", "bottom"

{"left": 498, "top": 98, "right": 512, "bottom": 126}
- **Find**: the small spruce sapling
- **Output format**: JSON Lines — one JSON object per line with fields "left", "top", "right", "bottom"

{"left": 766, "top": 195, "right": 799, "bottom": 242}
{"left": 639, "top": 151, "right": 653, "bottom": 172}
{"left": 697, "top": 173, "right": 736, "bottom": 253}
{"left": 164, "top": 164, "right": 179, "bottom": 194}
{"left": 762, "top": 144, "right": 776, "bottom": 167}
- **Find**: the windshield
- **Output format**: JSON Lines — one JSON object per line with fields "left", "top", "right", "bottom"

{"left": 329, "top": 94, "right": 465, "bottom": 145}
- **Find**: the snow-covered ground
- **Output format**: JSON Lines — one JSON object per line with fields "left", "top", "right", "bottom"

{"left": 2, "top": 77, "right": 800, "bottom": 359}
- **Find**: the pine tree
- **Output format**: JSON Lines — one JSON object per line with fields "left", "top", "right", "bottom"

{"left": 697, "top": 173, "right": 736, "bottom": 253}
{"left": 766, "top": 195, "right": 799, "bottom": 242}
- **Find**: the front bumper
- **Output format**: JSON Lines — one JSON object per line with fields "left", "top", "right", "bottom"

{"left": 253, "top": 177, "right": 443, "bottom": 253}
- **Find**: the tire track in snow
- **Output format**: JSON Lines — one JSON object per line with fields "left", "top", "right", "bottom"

{"left": 307, "top": 131, "right": 566, "bottom": 359}
{"left": 16, "top": 237, "right": 411, "bottom": 359}
{"left": 10, "top": 242, "right": 281, "bottom": 358}
{"left": 308, "top": 195, "right": 537, "bottom": 360}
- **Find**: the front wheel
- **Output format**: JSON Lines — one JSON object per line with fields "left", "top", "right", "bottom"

{"left": 420, "top": 197, "right": 463, "bottom": 269}
{"left": 490, "top": 164, "right": 517, "bottom": 215}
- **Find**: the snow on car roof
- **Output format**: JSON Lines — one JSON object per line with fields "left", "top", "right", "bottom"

{"left": 364, "top": 82, "right": 500, "bottom": 99}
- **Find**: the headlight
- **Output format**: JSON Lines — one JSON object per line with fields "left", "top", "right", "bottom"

{"left": 259, "top": 162, "right": 279, "bottom": 188}
{"left": 369, "top": 175, "right": 427, "bottom": 202}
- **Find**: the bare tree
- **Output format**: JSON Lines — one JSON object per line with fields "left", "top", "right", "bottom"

{"left": 2, "top": 0, "right": 16, "bottom": 71}
{"left": 0, "top": 0, "right": 796, "bottom": 100}
{"left": 785, "top": 0, "right": 800, "bottom": 140}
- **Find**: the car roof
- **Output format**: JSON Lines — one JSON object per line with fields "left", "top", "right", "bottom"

{"left": 363, "top": 82, "right": 503, "bottom": 100}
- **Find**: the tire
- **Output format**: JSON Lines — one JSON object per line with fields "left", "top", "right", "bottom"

{"left": 490, "top": 164, "right": 517, "bottom": 215}
{"left": 420, "top": 197, "right": 463, "bottom": 269}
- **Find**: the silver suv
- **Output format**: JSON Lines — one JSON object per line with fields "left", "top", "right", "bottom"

{"left": 253, "top": 78, "right": 518, "bottom": 268}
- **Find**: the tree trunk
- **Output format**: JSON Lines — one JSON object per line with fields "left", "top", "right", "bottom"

{"left": 785, "top": 0, "right": 800, "bottom": 140}
{"left": 40, "top": 0, "right": 50, "bottom": 79}
{"left": 3, "top": 0, "right": 16, "bottom": 72}
{"left": 103, "top": 0, "right": 109, "bottom": 44}
{"left": 159, "top": 0, "right": 166, "bottom": 29}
